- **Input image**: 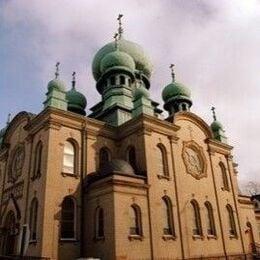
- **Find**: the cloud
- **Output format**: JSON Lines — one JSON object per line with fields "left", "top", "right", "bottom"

{"left": 0, "top": 0, "right": 260, "bottom": 183}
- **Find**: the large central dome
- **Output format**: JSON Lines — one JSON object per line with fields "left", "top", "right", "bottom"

{"left": 92, "top": 38, "right": 153, "bottom": 81}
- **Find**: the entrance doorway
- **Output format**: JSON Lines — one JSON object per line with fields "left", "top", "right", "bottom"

{"left": 2, "top": 211, "right": 16, "bottom": 256}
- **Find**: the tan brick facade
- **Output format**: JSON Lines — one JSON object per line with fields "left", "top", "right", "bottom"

{"left": 0, "top": 108, "right": 258, "bottom": 260}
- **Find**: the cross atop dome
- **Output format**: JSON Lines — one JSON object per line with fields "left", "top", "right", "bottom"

{"left": 169, "top": 64, "right": 175, "bottom": 82}
{"left": 117, "top": 14, "right": 124, "bottom": 38}
{"left": 55, "top": 62, "right": 60, "bottom": 79}
{"left": 211, "top": 106, "right": 217, "bottom": 121}
{"left": 72, "top": 72, "right": 76, "bottom": 89}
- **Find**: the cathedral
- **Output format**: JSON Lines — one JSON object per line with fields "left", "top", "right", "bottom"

{"left": 0, "top": 16, "right": 259, "bottom": 260}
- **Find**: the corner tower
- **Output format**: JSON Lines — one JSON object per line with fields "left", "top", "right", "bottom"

{"left": 162, "top": 64, "right": 192, "bottom": 117}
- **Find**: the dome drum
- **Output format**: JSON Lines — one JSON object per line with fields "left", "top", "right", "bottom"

{"left": 163, "top": 96, "right": 192, "bottom": 113}
{"left": 97, "top": 67, "right": 135, "bottom": 94}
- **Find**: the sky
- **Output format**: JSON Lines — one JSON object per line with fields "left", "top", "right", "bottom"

{"left": 0, "top": 0, "right": 260, "bottom": 186}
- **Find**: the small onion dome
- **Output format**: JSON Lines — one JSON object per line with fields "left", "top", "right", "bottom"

{"left": 133, "top": 85, "right": 150, "bottom": 100}
{"left": 162, "top": 81, "right": 191, "bottom": 103}
{"left": 210, "top": 120, "right": 224, "bottom": 132}
{"left": 100, "top": 50, "right": 135, "bottom": 74}
{"left": 92, "top": 38, "right": 153, "bottom": 81}
{"left": 66, "top": 88, "right": 87, "bottom": 116}
{"left": 99, "top": 159, "right": 135, "bottom": 176}
{"left": 47, "top": 79, "right": 66, "bottom": 92}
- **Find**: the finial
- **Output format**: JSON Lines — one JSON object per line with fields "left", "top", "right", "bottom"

{"left": 114, "top": 32, "right": 119, "bottom": 50}
{"left": 169, "top": 64, "right": 175, "bottom": 82}
{"left": 117, "top": 14, "right": 124, "bottom": 38}
{"left": 6, "top": 113, "right": 11, "bottom": 125}
{"left": 211, "top": 106, "right": 217, "bottom": 121}
{"left": 72, "top": 72, "right": 76, "bottom": 89}
{"left": 55, "top": 62, "right": 60, "bottom": 79}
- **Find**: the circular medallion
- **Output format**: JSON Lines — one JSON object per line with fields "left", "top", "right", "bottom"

{"left": 8, "top": 144, "right": 25, "bottom": 183}
{"left": 182, "top": 141, "right": 207, "bottom": 179}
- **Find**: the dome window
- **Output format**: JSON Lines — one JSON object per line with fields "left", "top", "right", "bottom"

{"left": 120, "top": 75, "right": 125, "bottom": 85}
{"left": 110, "top": 76, "right": 115, "bottom": 85}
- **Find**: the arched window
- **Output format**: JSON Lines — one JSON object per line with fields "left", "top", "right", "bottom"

{"left": 181, "top": 104, "right": 187, "bottom": 111}
{"left": 61, "top": 197, "right": 76, "bottom": 239}
{"left": 129, "top": 204, "right": 142, "bottom": 236}
{"left": 191, "top": 200, "right": 202, "bottom": 236}
{"left": 156, "top": 144, "right": 168, "bottom": 177}
{"left": 162, "top": 196, "right": 175, "bottom": 236}
{"left": 110, "top": 76, "right": 115, "bottom": 85}
{"left": 95, "top": 207, "right": 104, "bottom": 238}
{"left": 29, "top": 198, "right": 38, "bottom": 241}
{"left": 128, "top": 78, "right": 131, "bottom": 86}
{"left": 33, "top": 141, "right": 42, "bottom": 179}
{"left": 127, "top": 146, "right": 137, "bottom": 172}
{"left": 120, "top": 75, "right": 125, "bottom": 85}
{"left": 99, "top": 147, "right": 111, "bottom": 168}
{"left": 226, "top": 204, "right": 237, "bottom": 236}
{"left": 63, "top": 140, "right": 76, "bottom": 174}
{"left": 219, "top": 162, "right": 229, "bottom": 190}
{"left": 205, "top": 201, "right": 216, "bottom": 236}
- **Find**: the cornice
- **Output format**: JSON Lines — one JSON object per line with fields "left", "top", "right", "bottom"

{"left": 116, "top": 114, "right": 180, "bottom": 140}
{"left": 206, "top": 138, "right": 233, "bottom": 155}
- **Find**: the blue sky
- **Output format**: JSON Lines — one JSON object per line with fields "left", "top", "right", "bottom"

{"left": 0, "top": 0, "right": 260, "bottom": 185}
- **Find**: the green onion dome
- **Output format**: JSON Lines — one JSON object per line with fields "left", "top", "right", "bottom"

{"left": 66, "top": 88, "right": 87, "bottom": 116}
{"left": 47, "top": 79, "right": 66, "bottom": 92}
{"left": 162, "top": 81, "right": 191, "bottom": 103}
{"left": 100, "top": 50, "right": 135, "bottom": 74}
{"left": 133, "top": 85, "right": 150, "bottom": 100}
{"left": 92, "top": 38, "right": 152, "bottom": 81}
{"left": 210, "top": 120, "right": 224, "bottom": 131}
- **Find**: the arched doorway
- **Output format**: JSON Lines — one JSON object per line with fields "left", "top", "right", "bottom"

{"left": 2, "top": 211, "right": 16, "bottom": 256}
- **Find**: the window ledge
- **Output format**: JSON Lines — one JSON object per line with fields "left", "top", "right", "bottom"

{"left": 192, "top": 235, "right": 204, "bottom": 240}
{"left": 94, "top": 236, "right": 105, "bottom": 242}
{"left": 229, "top": 234, "right": 238, "bottom": 239}
{"left": 59, "top": 238, "right": 78, "bottom": 243}
{"left": 61, "top": 172, "right": 79, "bottom": 178}
{"left": 157, "top": 175, "right": 171, "bottom": 181}
{"left": 221, "top": 187, "right": 230, "bottom": 192}
{"left": 128, "top": 235, "right": 144, "bottom": 241}
{"left": 162, "top": 235, "right": 176, "bottom": 241}
{"left": 207, "top": 235, "right": 217, "bottom": 240}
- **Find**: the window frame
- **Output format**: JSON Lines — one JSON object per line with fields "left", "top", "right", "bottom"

{"left": 156, "top": 144, "right": 169, "bottom": 178}
{"left": 32, "top": 141, "right": 43, "bottom": 180}
{"left": 95, "top": 207, "right": 104, "bottom": 239}
{"left": 99, "top": 147, "right": 111, "bottom": 169}
{"left": 129, "top": 204, "right": 143, "bottom": 240}
{"left": 162, "top": 196, "right": 176, "bottom": 238}
{"left": 126, "top": 146, "right": 137, "bottom": 173}
{"left": 191, "top": 199, "right": 203, "bottom": 238}
{"left": 62, "top": 139, "right": 78, "bottom": 177}
{"left": 226, "top": 204, "right": 237, "bottom": 237}
{"left": 29, "top": 198, "right": 38, "bottom": 242}
{"left": 205, "top": 201, "right": 216, "bottom": 237}
{"left": 219, "top": 162, "right": 229, "bottom": 191}
{"left": 60, "top": 196, "right": 77, "bottom": 241}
